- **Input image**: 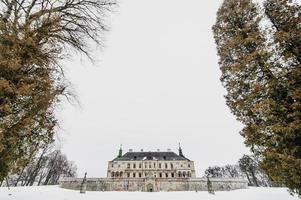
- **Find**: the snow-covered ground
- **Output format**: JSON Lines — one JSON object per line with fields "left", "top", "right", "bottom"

{"left": 0, "top": 186, "right": 299, "bottom": 200}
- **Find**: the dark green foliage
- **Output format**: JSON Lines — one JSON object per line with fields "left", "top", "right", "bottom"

{"left": 213, "top": 0, "right": 301, "bottom": 194}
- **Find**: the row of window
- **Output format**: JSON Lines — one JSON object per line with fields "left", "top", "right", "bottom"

{"left": 111, "top": 171, "right": 191, "bottom": 178}
{"left": 112, "top": 162, "right": 191, "bottom": 169}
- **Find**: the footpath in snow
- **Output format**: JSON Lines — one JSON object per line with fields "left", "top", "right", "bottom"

{"left": 0, "top": 186, "right": 299, "bottom": 200}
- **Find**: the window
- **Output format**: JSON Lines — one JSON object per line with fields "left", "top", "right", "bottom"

{"left": 134, "top": 156, "right": 137, "bottom": 160}
{"left": 139, "top": 163, "right": 142, "bottom": 168}
{"left": 171, "top": 173, "right": 174, "bottom": 177}
{"left": 159, "top": 173, "right": 162, "bottom": 178}
{"left": 111, "top": 164, "right": 114, "bottom": 168}
{"left": 170, "top": 163, "right": 173, "bottom": 169}
{"left": 111, "top": 172, "right": 115, "bottom": 177}
{"left": 159, "top": 163, "right": 162, "bottom": 168}
{"left": 145, "top": 164, "right": 147, "bottom": 168}
{"left": 118, "top": 164, "right": 120, "bottom": 168}
{"left": 163, "top": 156, "right": 166, "bottom": 160}
{"left": 127, "top": 173, "right": 130, "bottom": 178}
{"left": 165, "top": 163, "right": 168, "bottom": 169}
{"left": 178, "top": 171, "right": 182, "bottom": 177}
{"left": 120, "top": 172, "right": 123, "bottom": 177}
{"left": 127, "top": 163, "right": 130, "bottom": 169}
{"left": 115, "top": 171, "right": 119, "bottom": 177}
{"left": 133, "top": 173, "right": 136, "bottom": 178}
{"left": 149, "top": 163, "right": 151, "bottom": 168}
{"left": 188, "top": 164, "right": 191, "bottom": 168}
{"left": 165, "top": 173, "right": 168, "bottom": 178}
{"left": 133, "top": 163, "right": 136, "bottom": 168}
{"left": 145, "top": 173, "right": 147, "bottom": 177}
{"left": 139, "top": 173, "right": 142, "bottom": 178}
{"left": 154, "top": 163, "right": 156, "bottom": 168}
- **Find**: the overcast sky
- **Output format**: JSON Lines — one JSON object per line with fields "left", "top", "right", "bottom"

{"left": 58, "top": 0, "right": 250, "bottom": 178}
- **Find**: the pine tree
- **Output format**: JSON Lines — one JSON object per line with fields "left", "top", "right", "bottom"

{"left": 213, "top": 0, "right": 301, "bottom": 194}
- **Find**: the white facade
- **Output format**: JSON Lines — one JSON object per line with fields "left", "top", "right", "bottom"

{"left": 108, "top": 159, "right": 196, "bottom": 179}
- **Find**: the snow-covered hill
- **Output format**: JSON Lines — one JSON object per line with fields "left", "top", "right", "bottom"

{"left": 0, "top": 186, "right": 299, "bottom": 200}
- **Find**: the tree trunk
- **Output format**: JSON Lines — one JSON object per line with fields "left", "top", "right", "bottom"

{"left": 245, "top": 172, "right": 252, "bottom": 186}
{"left": 37, "top": 174, "right": 44, "bottom": 186}
{"left": 15, "top": 167, "right": 25, "bottom": 186}
{"left": 5, "top": 177, "right": 10, "bottom": 190}
{"left": 15, "top": 144, "right": 39, "bottom": 186}
{"left": 250, "top": 170, "right": 259, "bottom": 187}
{"left": 27, "top": 147, "right": 48, "bottom": 186}
{"left": 43, "top": 151, "right": 59, "bottom": 185}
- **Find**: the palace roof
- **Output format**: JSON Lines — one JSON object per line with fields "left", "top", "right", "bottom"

{"left": 112, "top": 151, "right": 190, "bottom": 161}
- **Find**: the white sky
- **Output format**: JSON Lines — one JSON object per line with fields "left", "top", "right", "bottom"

{"left": 58, "top": 0, "right": 250, "bottom": 178}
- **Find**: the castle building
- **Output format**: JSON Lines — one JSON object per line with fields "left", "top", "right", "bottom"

{"left": 107, "top": 145, "right": 196, "bottom": 180}
{"left": 59, "top": 145, "right": 248, "bottom": 192}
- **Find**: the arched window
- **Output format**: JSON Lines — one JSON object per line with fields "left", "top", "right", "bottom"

{"left": 178, "top": 171, "right": 182, "bottom": 177}
{"left": 183, "top": 171, "right": 186, "bottom": 177}
{"left": 111, "top": 172, "right": 115, "bottom": 177}
{"left": 120, "top": 172, "right": 123, "bottom": 177}
{"left": 115, "top": 171, "right": 119, "bottom": 177}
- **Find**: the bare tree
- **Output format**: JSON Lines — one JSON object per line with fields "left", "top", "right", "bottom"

{"left": 4, "top": 146, "right": 77, "bottom": 187}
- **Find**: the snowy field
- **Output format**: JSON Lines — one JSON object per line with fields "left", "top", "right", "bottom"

{"left": 0, "top": 186, "right": 299, "bottom": 200}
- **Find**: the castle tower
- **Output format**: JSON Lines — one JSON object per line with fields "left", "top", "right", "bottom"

{"left": 178, "top": 143, "right": 184, "bottom": 157}
{"left": 118, "top": 144, "right": 123, "bottom": 158}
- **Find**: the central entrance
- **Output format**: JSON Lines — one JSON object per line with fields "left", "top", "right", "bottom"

{"left": 146, "top": 183, "right": 154, "bottom": 192}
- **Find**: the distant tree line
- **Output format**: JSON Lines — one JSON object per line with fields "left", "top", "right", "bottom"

{"left": 0, "top": 145, "right": 76, "bottom": 187}
{"left": 204, "top": 154, "right": 279, "bottom": 187}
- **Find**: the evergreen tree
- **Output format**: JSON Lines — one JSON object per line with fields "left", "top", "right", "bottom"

{"left": 213, "top": 0, "right": 301, "bottom": 194}
{"left": 0, "top": 0, "right": 115, "bottom": 181}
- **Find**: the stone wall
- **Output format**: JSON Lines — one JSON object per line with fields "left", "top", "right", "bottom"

{"left": 59, "top": 177, "right": 248, "bottom": 192}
